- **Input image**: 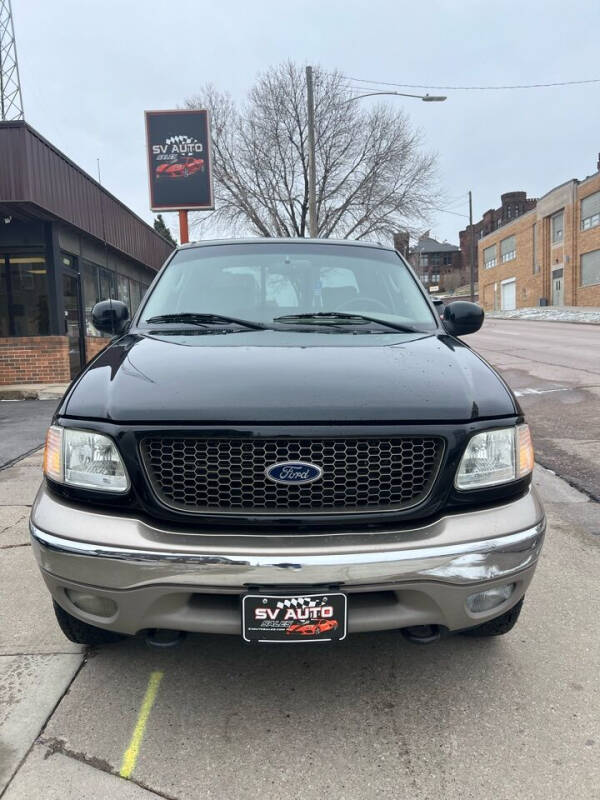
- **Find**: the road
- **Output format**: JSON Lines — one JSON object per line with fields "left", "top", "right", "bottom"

{"left": 0, "top": 400, "right": 57, "bottom": 468}
{"left": 469, "top": 318, "right": 600, "bottom": 500}
{"left": 0, "top": 319, "right": 599, "bottom": 799}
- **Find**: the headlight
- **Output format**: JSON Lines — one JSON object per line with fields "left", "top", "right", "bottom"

{"left": 43, "top": 426, "right": 129, "bottom": 493}
{"left": 455, "top": 424, "right": 534, "bottom": 490}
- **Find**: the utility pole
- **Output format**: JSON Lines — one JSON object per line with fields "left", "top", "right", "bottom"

{"left": 469, "top": 190, "right": 475, "bottom": 303}
{"left": 306, "top": 65, "right": 317, "bottom": 238}
{"left": 0, "top": 0, "right": 24, "bottom": 120}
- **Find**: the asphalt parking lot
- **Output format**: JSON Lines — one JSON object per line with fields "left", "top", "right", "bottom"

{"left": 1, "top": 319, "right": 599, "bottom": 799}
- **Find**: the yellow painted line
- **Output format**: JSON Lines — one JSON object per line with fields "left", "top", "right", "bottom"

{"left": 120, "top": 670, "right": 164, "bottom": 779}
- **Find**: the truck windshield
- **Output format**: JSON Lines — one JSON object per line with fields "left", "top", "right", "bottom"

{"left": 140, "top": 242, "right": 438, "bottom": 332}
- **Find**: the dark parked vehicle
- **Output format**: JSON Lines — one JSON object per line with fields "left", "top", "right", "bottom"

{"left": 31, "top": 239, "right": 544, "bottom": 646}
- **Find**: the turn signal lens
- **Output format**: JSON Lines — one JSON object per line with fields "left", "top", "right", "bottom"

{"left": 43, "top": 426, "right": 63, "bottom": 482}
{"left": 517, "top": 424, "right": 534, "bottom": 478}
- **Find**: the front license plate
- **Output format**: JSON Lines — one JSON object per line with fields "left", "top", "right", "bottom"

{"left": 242, "top": 592, "right": 347, "bottom": 643}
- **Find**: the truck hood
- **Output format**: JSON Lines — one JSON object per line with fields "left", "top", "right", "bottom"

{"left": 62, "top": 330, "right": 517, "bottom": 423}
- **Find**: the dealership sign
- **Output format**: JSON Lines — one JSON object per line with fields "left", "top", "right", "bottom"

{"left": 145, "top": 109, "right": 214, "bottom": 211}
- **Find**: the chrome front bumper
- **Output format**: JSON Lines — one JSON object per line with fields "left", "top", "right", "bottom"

{"left": 30, "top": 485, "right": 546, "bottom": 635}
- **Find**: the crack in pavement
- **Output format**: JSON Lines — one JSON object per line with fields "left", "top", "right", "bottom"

{"left": 37, "top": 738, "right": 181, "bottom": 800}
{"left": 0, "top": 657, "right": 87, "bottom": 800}
{"left": 0, "top": 543, "right": 30, "bottom": 550}
{"left": 474, "top": 345, "right": 600, "bottom": 380}
{"left": 0, "top": 445, "right": 45, "bottom": 472}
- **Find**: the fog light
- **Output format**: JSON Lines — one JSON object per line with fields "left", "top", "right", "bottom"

{"left": 466, "top": 583, "right": 515, "bottom": 613}
{"left": 66, "top": 589, "right": 117, "bottom": 618}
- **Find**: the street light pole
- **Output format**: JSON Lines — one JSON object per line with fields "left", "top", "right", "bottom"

{"left": 469, "top": 190, "right": 475, "bottom": 303}
{"left": 306, "top": 66, "right": 318, "bottom": 238}
{"left": 304, "top": 73, "right": 446, "bottom": 240}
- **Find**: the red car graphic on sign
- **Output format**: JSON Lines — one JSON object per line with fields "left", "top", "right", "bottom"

{"left": 155, "top": 156, "right": 205, "bottom": 180}
{"left": 286, "top": 619, "right": 339, "bottom": 636}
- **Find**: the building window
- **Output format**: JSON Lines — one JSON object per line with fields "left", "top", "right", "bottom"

{"left": 82, "top": 261, "right": 102, "bottom": 337}
{"left": 443, "top": 253, "right": 452, "bottom": 265}
{"left": 117, "top": 274, "right": 131, "bottom": 311}
{"left": 421, "top": 274, "right": 429, "bottom": 283}
{"left": 0, "top": 255, "right": 50, "bottom": 337}
{"left": 500, "top": 235, "right": 516, "bottom": 263}
{"left": 419, "top": 254, "right": 429, "bottom": 267}
{"left": 551, "top": 211, "right": 564, "bottom": 243}
{"left": 532, "top": 223, "right": 539, "bottom": 274}
{"left": 581, "top": 191, "right": 600, "bottom": 231}
{"left": 483, "top": 244, "right": 497, "bottom": 269}
{"left": 581, "top": 249, "right": 600, "bottom": 287}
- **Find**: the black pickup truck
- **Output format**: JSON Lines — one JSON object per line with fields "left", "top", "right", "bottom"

{"left": 31, "top": 239, "right": 545, "bottom": 646}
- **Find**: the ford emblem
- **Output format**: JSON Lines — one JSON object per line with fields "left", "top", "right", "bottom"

{"left": 265, "top": 461, "right": 323, "bottom": 485}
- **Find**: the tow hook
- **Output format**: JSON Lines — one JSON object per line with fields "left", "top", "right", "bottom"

{"left": 401, "top": 625, "right": 442, "bottom": 645}
{"left": 145, "top": 629, "right": 187, "bottom": 648}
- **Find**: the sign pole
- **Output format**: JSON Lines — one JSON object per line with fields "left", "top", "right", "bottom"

{"left": 178, "top": 210, "right": 189, "bottom": 244}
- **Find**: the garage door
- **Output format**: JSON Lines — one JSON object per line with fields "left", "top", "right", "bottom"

{"left": 501, "top": 279, "right": 516, "bottom": 311}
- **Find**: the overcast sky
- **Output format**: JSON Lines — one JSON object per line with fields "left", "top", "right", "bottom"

{"left": 14, "top": 0, "right": 600, "bottom": 245}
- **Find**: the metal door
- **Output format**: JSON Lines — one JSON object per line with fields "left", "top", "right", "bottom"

{"left": 62, "top": 272, "right": 85, "bottom": 378}
{"left": 552, "top": 269, "right": 564, "bottom": 306}
{"left": 501, "top": 279, "right": 516, "bottom": 311}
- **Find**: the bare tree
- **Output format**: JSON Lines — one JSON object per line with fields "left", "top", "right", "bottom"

{"left": 186, "top": 62, "right": 439, "bottom": 240}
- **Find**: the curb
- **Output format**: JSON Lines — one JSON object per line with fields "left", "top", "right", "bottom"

{"left": 0, "top": 387, "right": 67, "bottom": 401}
{"left": 487, "top": 313, "right": 600, "bottom": 326}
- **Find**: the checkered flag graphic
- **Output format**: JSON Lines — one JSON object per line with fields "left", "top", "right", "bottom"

{"left": 276, "top": 597, "right": 328, "bottom": 610}
{"left": 165, "top": 135, "right": 198, "bottom": 146}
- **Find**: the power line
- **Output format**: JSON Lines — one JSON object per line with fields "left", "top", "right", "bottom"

{"left": 430, "top": 206, "right": 469, "bottom": 219}
{"left": 341, "top": 74, "right": 600, "bottom": 91}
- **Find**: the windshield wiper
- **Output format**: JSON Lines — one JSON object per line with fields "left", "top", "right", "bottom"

{"left": 273, "top": 312, "right": 423, "bottom": 334}
{"left": 145, "top": 313, "right": 270, "bottom": 330}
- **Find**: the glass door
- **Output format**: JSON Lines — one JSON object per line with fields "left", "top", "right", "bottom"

{"left": 62, "top": 271, "right": 85, "bottom": 378}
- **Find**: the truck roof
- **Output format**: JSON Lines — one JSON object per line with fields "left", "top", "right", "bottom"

{"left": 178, "top": 237, "right": 395, "bottom": 252}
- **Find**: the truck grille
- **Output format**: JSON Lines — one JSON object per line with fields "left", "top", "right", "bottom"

{"left": 140, "top": 436, "right": 444, "bottom": 515}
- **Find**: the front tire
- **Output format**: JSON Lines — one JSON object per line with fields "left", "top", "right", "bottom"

{"left": 461, "top": 597, "right": 524, "bottom": 637}
{"left": 53, "top": 601, "right": 126, "bottom": 645}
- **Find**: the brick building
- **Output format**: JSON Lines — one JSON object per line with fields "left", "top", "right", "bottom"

{"left": 402, "top": 232, "right": 463, "bottom": 293}
{"left": 0, "top": 121, "right": 175, "bottom": 385}
{"left": 478, "top": 157, "right": 600, "bottom": 311}
{"left": 459, "top": 191, "right": 537, "bottom": 282}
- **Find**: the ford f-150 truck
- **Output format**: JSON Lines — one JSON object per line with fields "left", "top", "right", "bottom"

{"left": 30, "top": 239, "right": 545, "bottom": 646}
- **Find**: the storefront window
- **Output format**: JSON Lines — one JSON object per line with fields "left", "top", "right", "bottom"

{"left": 99, "top": 267, "right": 116, "bottom": 303}
{"left": 1, "top": 256, "right": 50, "bottom": 336}
{"left": 129, "top": 279, "right": 142, "bottom": 314}
{"left": 81, "top": 261, "right": 101, "bottom": 337}
{"left": 117, "top": 274, "right": 131, "bottom": 311}
{"left": 0, "top": 259, "right": 9, "bottom": 337}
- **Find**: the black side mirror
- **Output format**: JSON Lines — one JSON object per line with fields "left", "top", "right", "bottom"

{"left": 92, "top": 299, "right": 130, "bottom": 335}
{"left": 443, "top": 301, "right": 484, "bottom": 337}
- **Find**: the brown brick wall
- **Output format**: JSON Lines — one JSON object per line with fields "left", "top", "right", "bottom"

{"left": 85, "top": 337, "right": 108, "bottom": 361}
{"left": 478, "top": 211, "right": 538, "bottom": 311}
{"left": 0, "top": 336, "right": 71, "bottom": 385}
{"left": 575, "top": 173, "right": 600, "bottom": 306}
{"left": 478, "top": 170, "right": 600, "bottom": 311}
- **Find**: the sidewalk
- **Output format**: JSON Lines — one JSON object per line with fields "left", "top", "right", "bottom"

{"left": 487, "top": 306, "right": 600, "bottom": 324}
{"left": 0, "top": 383, "right": 68, "bottom": 401}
